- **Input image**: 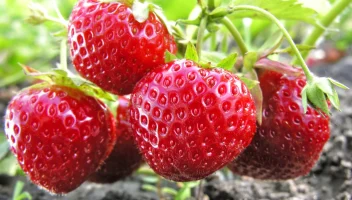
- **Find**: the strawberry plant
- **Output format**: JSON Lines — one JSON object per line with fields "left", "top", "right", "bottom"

{"left": 1, "top": 0, "right": 351, "bottom": 199}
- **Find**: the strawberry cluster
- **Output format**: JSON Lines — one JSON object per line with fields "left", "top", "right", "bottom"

{"left": 3, "top": 0, "right": 331, "bottom": 195}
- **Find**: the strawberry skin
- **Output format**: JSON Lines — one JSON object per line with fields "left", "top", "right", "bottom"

{"left": 130, "top": 59, "right": 256, "bottom": 182}
{"left": 4, "top": 84, "right": 116, "bottom": 194}
{"left": 228, "top": 70, "right": 330, "bottom": 180}
{"left": 68, "top": 0, "right": 177, "bottom": 95}
{"left": 89, "top": 95, "right": 143, "bottom": 183}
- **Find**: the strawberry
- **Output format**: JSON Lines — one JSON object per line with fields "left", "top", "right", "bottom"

{"left": 89, "top": 95, "right": 143, "bottom": 183}
{"left": 4, "top": 83, "right": 116, "bottom": 194}
{"left": 228, "top": 70, "right": 330, "bottom": 180}
{"left": 68, "top": 0, "right": 177, "bottom": 95}
{"left": 130, "top": 59, "right": 256, "bottom": 182}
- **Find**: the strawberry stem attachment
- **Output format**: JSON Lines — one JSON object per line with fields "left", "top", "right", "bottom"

{"left": 220, "top": 17, "right": 249, "bottom": 56}
{"left": 292, "top": 0, "right": 352, "bottom": 64}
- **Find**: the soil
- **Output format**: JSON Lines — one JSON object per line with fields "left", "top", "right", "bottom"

{"left": 0, "top": 56, "right": 351, "bottom": 200}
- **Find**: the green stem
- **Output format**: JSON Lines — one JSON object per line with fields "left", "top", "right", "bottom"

{"left": 220, "top": 17, "right": 248, "bottom": 56}
{"left": 60, "top": 39, "right": 68, "bottom": 71}
{"left": 198, "top": 0, "right": 206, "bottom": 8}
{"left": 230, "top": 5, "right": 313, "bottom": 82}
{"left": 221, "top": 35, "right": 228, "bottom": 52}
{"left": 196, "top": 15, "right": 208, "bottom": 59}
{"left": 46, "top": 15, "right": 68, "bottom": 28}
{"left": 53, "top": 0, "right": 65, "bottom": 22}
{"left": 211, "top": 33, "right": 217, "bottom": 51}
{"left": 293, "top": 0, "right": 351, "bottom": 64}
{"left": 208, "top": 0, "right": 215, "bottom": 10}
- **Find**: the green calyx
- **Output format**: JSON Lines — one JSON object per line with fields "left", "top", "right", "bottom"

{"left": 100, "top": 0, "right": 134, "bottom": 7}
{"left": 302, "top": 76, "right": 348, "bottom": 114}
{"left": 20, "top": 65, "right": 116, "bottom": 102}
{"left": 27, "top": 2, "right": 68, "bottom": 28}
{"left": 100, "top": 0, "right": 173, "bottom": 34}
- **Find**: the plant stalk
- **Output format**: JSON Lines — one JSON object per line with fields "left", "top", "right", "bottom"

{"left": 60, "top": 39, "right": 68, "bottom": 71}
{"left": 293, "top": 0, "right": 352, "bottom": 64}
{"left": 208, "top": 0, "right": 215, "bottom": 10}
{"left": 229, "top": 6, "right": 314, "bottom": 82}
{"left": 221, "top": 17, "right": 249, "bottom": 56}
{"left": 196, "top": 15, "right": 208, "bottom": 59}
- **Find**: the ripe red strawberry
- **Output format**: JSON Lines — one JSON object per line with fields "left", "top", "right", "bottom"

{"left": 4, "top": 83, "right": 116, "bottom": 194}
{"left": 89, "top": 95, "right": 143, "bottom": 183}
{"left": 130, "top": 59, "right": 256, "bottom": 182}
{"left": 228, "top": 70, "right": 330, "bottom": 180}
{"left": 68, "top": 0, "right": 177, "bottom": 95}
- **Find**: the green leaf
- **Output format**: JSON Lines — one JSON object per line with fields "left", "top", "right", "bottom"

{"left": 243, "top": 52, "right": 258, "bottom": 73}
{"left": 297, "top": 0, "right": 331, "bottom": 16}
{"left": 0, "top": 133, "right": 9, "bottom": 160}
{"left": 251, "top": 83, "right": 263, "bottom": 125}
{"left": 79, "top": 83, "right": 116, "bottom": 102}
{"left": 13, "top": 181, "right": 25, "bottom": 200}
{"left": 230, "top": 0, "right": 319, "bottom": 25}
{"left": 209, "top": 6, "right": 229, "bottom": 18}
{"left": 221, "top": 35, "right": 229, "bottom": 53}
{"left": 141, "top": 184, "right": 157, "bottom": 192}
{"left": 259, "top": 30, "right": 284, "bottom": 53}
{"left": 185, "top": 42, "right": 199, "bottom": 62}
{"left": 26, "top": 2, "right": 48, "bottom": 25}
{"left": 0, "top": 141, "right": 9, "bottom": 161}
{"left": 15, "top": 192, "right": 32, "bottom": 200}
{"left": 327, "top": 88, "right": 340, "bottom": 111}
{"left": 185, "top": 181, "right": 201, "bottom": 188}
{"left": 161, "top": 187, "right": 178, "bottom": 196}
{"left": 175, "top": 186, "right": 191, "bottom": 200}
{"left": 201, "top": 51, "right": 227, "bottom": 64}
{"left": 140, "top": 176, "right": 159, "bottom": 184}
{"left": 175, "top": 181, "right": 200, "bottom": 200}
{"left": 328, "top": 78, "right": 349, "bottom": 90}
{"left": 153, "top": 5, "right": 174, "bottom": 35}
{"left": 136, "top": 166, "right": 157, "bottom": 176}
{"left": 244, "top": 70, "right": 263, "bottom": 124}
{"left": 207, "top": 23, "right": 220, "bottom": 32}
{"left": 165, "top": 50, "right": 178, "bottom": 63}
{"left": 274, "top": 44, "right": 315, "bottom": 55}
{"left": 217, "top": 53, "right": 238, "bottom": 71}
{"left": 177, "top": 18, "right": 201, "bottom": 26}
{"left": 0, "top": 155, "right": 18, "bottom": 176}
{"left": 100, "top": 0, "right": 133, "bottom": 6}
{"left": 239, "top": 76, "right": 259, "bottom": 90}
{"left": 301, "top": 86, "right": 308, "bottom": 113}
{"left": 22, "top": 66, "right": 116, "bottom": 101}
{"left": 306, "top": 84, "right": 330, "bottom": 114}
{"left": 255, "top": 58, "right": 301, "bottom": 76}
{"left": 316, "top": 77, "right": 333, "bottom": 95}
